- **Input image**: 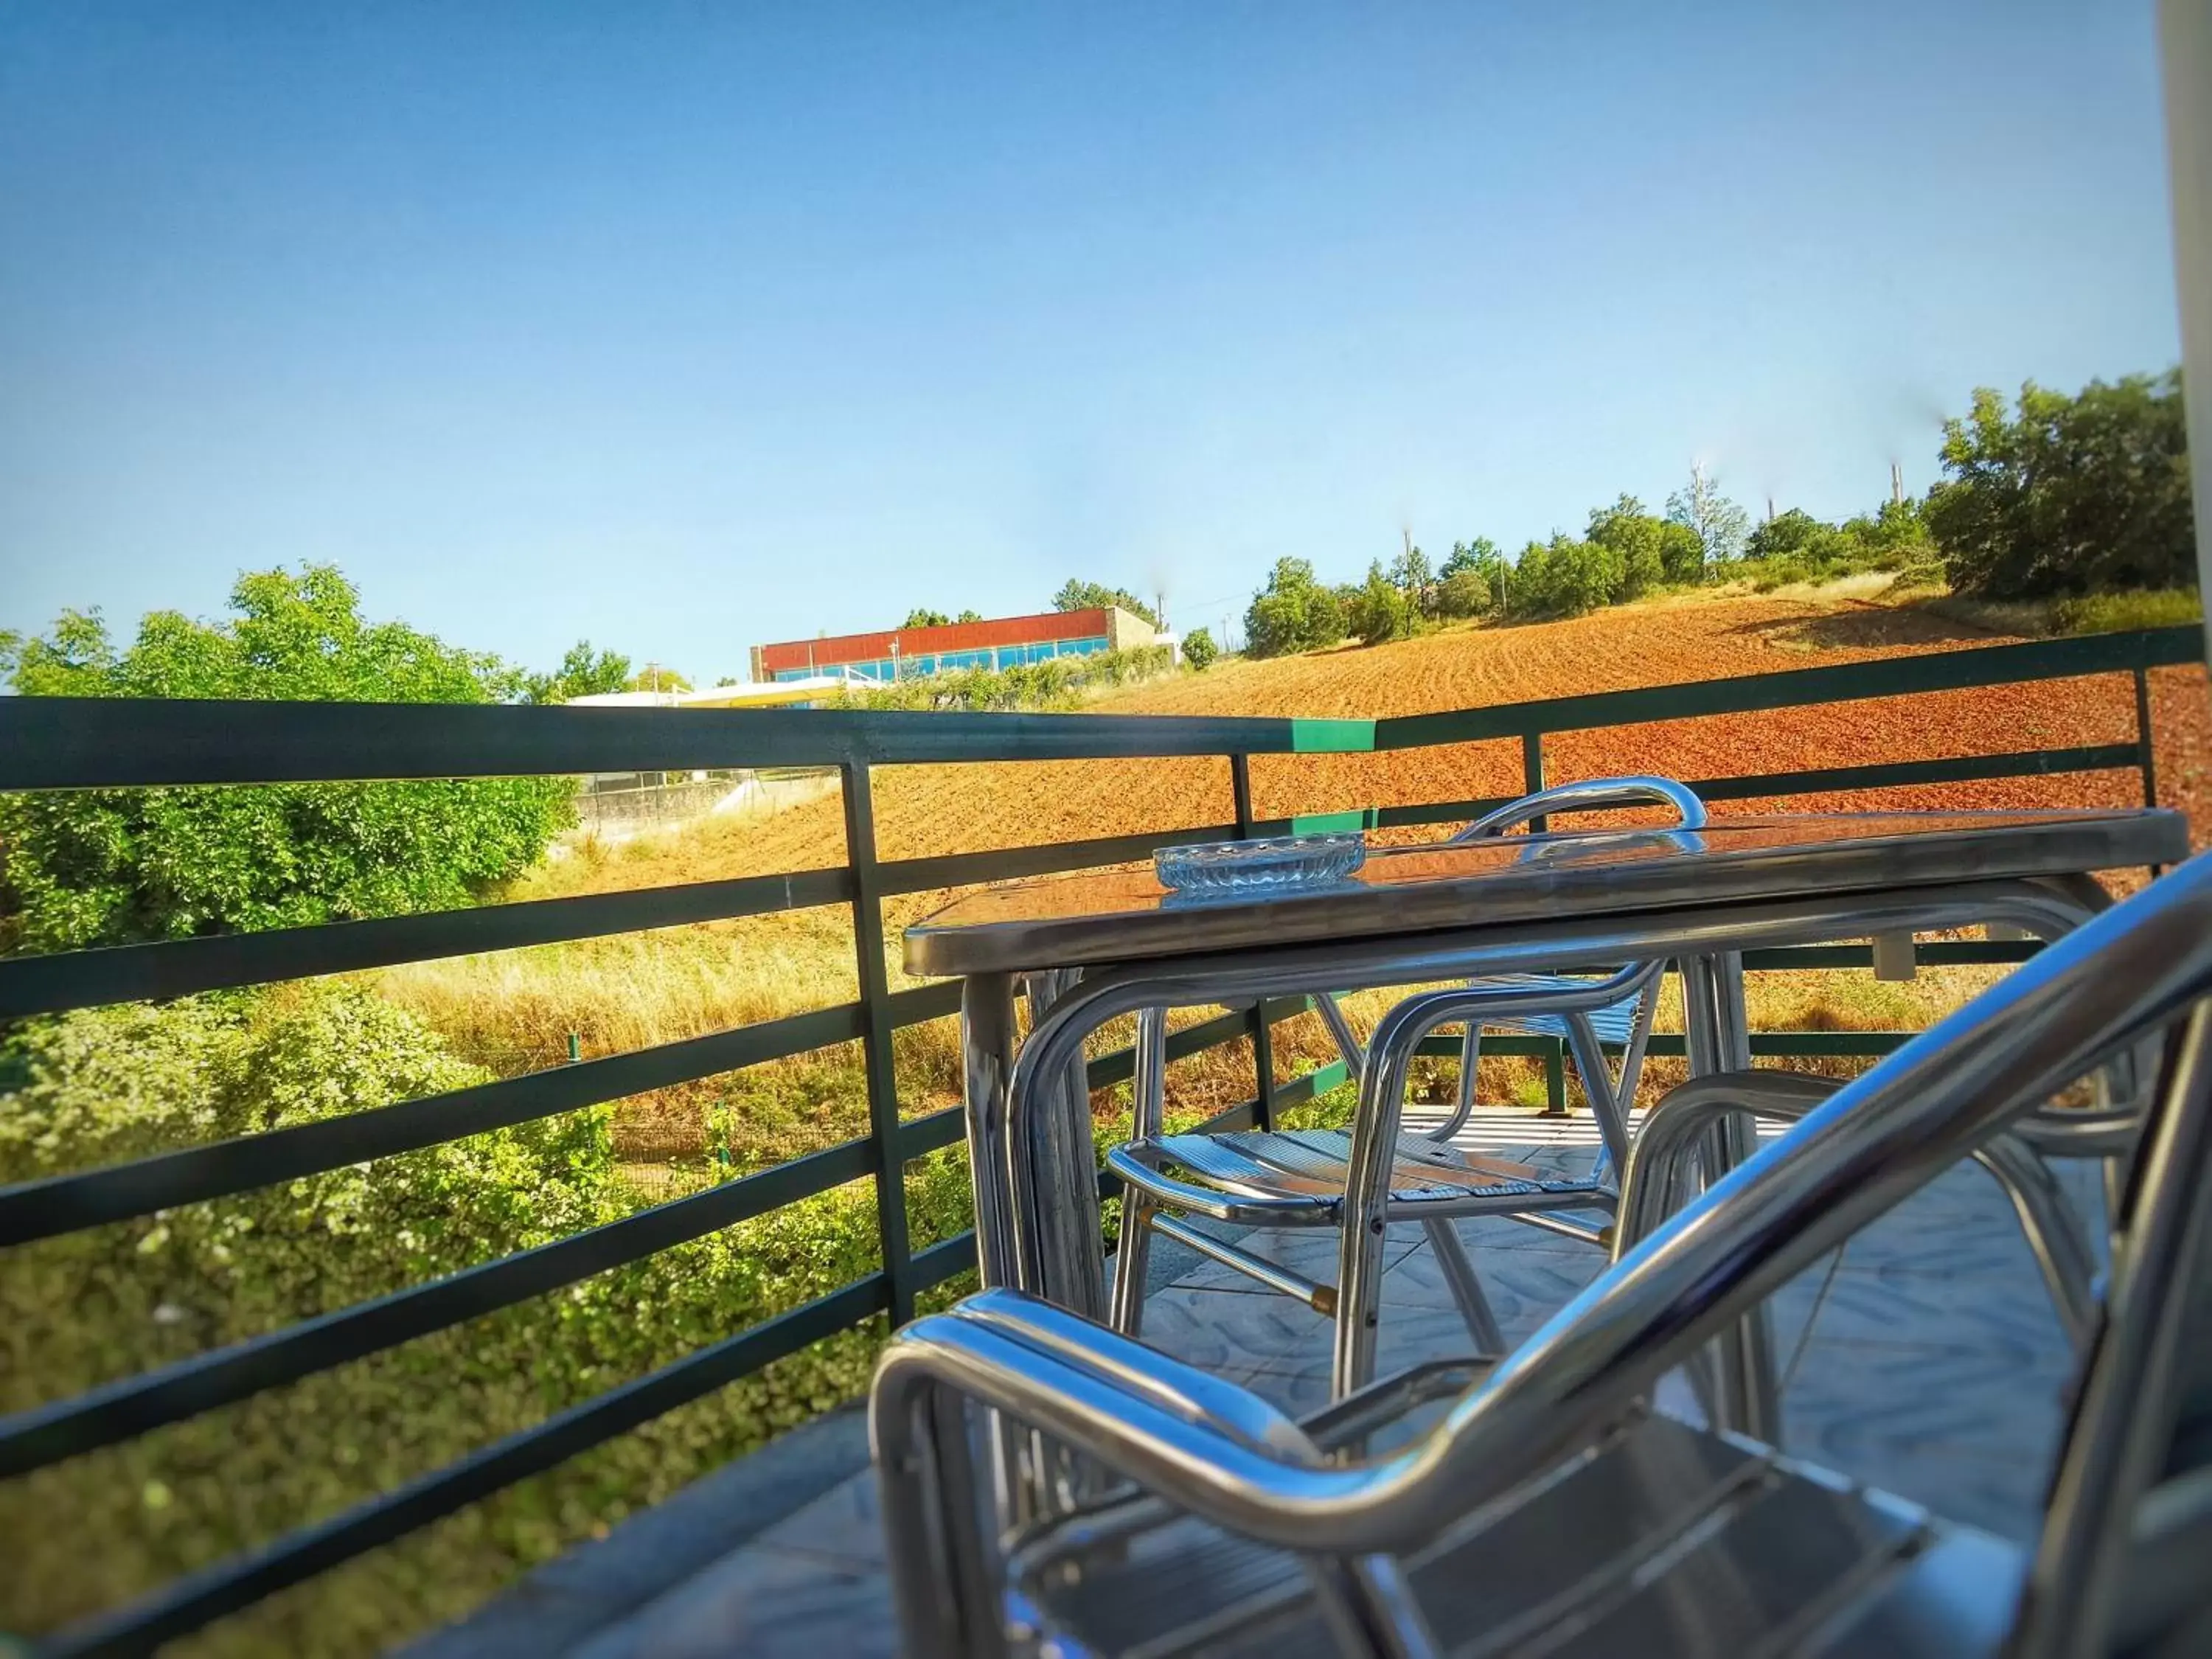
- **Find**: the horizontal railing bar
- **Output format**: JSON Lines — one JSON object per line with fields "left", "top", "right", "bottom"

{"left": 1373, "top": 625, "right": 2202, "bottom": 751}
{"left": 0, "top": 1001, "right": 867, "bottom": 1248}
{"left": 0, "top": 869, "right": 855, "bottom": 1019}
{"left": 0, "top": 1138, "right": 876, "bottom": 1479}
{"left": 1686, "top": 744, "right": 2143, "bottom": 804}
{"left": 0, "top": 700, "right": 1357, "bottom": 792}
{"left": 1369, "top": 745, "right": 2144, "bottom": 833}
{"left": 908, "top": 1230, "right": 979, "bottom": 1290}
{"left": 874, "top": 823, "right": 1241, "bottom": 897}
{"left": 43, "top": 1274, "right": 891, "bottom": 1659}
{"left": 898, "top": 1107, "right": 967, "bottom": 1160}
{"left": 885, "top": 980, "right": 964, "bottom": 1027}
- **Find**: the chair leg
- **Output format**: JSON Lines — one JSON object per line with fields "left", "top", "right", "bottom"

{"left": 1109, "top": 1193, "right": 1156, "bottom": 1338}
{"left": 1110, "top": 1007, "right": 1171, "bottom": 1338}
{"left": 1422, "top": 1217, "right": 1506, "bottom": 1357}
{"left": 1565, "top": 1012, "right": 1634, "bottom": 1183}
{"left": 1423, "top": 1023, "right": 1484, "bottom": 1143}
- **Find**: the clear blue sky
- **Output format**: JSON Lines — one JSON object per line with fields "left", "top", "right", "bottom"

{"left": 0, "top": 1, "right": 2184, "bottom": 684}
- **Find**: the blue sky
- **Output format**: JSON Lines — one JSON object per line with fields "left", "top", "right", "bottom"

{"left": 0, "top": 1, "right": 2184, "bottom": 684}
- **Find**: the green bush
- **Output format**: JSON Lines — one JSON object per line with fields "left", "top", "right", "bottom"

{"left": 1181, "top": 627, "right": 1219, "bottom": 669}
{"left": 0, "top": 985, "right": 976, "bottom": 1653}
{"left": 831, "top": 644, "right": 1174, "bottom": 712}
{"left": 0, "top": 567, "right": 573, "bottom": 953}
{"left": 1346, "top": 560, "right": 1414, "bottom": 645}
{"left": 1506, "top": 535, "right": 1624, "bottom": 621}
{"left": 1242, "top": 558, "right": 1347, "bottom": 657}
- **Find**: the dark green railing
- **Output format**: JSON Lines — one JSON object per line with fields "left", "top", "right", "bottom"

{"left": 0, "top": 622, "right": 2198, "bottom": 1655}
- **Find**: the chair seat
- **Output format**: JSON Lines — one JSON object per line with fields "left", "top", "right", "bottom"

{"left": 1007, "top": 1411, "right": 2024, "bottom": 1658}
{"left": 1119, "top": 1126, "right": 1610, "bottom": 1214}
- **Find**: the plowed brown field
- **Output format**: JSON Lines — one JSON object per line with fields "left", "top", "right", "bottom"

{"left": 625, "top": 592, "right": 2211, "bottom": 885}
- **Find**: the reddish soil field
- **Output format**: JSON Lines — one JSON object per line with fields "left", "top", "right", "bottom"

{"left": 677, "top": 593, "right": 2210, "bottom": 883}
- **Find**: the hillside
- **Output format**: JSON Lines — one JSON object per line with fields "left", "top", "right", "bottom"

{"left": 547, "top": 589, "right": 2212, "bottom": 883}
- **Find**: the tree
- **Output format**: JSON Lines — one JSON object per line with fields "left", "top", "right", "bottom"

{"left": 1923, "top": 371, "right": 2194, "bottom": 598}
{"left": 1744, "top": 508, "right": 1827, "bottom": 563}
{"left": 626, "top": 664, "right": 691, "bottom": 693}
{"left": 0, "top": 565, "right": 573, "bottom": 952}
{"left": 1050, "top": 580, "right": 1160, "bottom": 627}
{"left": 1242, "top": 558, "right": 1346, "bottom": 658}
{"left": 902, "top": 608, "right": 952, "bottom": 630}
{"left": 1389, "top": 543, "right": 1433, "bottom": 618}
{"left": 1181, "top": 626, "right": 1218, "bottom": 669}
{"left": 1584, "top": 495, "right": 1669, "bottom": 599}
{"left": 1347, "top": 560, "right": 1414, "bottom": 645}
{"left": 1665, "top": 465, "right": 1751, "bottom": 570}
{"left": 1507, "top": 535, "right": 1624, "bottom": 621}
{"left": 526, "top": 640, "right": 631, "bottom": 705}
{"left": 956, "top": 608, "right": 984, "bottom": 623}
{"left": 1438, "top": 538, "right": 1508, "bottom": 618}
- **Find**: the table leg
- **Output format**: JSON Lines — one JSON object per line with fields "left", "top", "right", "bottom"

{"left": 961, "top": 973, "right": 1020, "bottom": 1292}
{"left": 1022, "top": 970, "right": 1109, "bottom": 1321}
{"left": 1680, "top": 951, "right": 1781, "bottom": 1442}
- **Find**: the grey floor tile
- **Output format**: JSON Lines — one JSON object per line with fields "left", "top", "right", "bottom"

{"left": 568, "top": 1543, "right": 898, "bottom": 1659}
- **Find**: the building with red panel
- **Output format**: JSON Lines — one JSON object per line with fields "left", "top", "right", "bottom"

{"left": 749, "top": 606, "right": 1160, "bottom": 684}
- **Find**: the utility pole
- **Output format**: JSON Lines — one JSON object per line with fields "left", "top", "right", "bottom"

{"left": 1891, "top": 462, "right": 1905, "bottom": 506}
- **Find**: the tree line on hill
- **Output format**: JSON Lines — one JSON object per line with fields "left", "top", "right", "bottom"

{"left": 1242, "top": 368, "right": 2196, "bottom": 658}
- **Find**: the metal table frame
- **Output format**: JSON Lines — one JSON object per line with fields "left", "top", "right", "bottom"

{"left": 961, "top": 876, "right": 2111, "bottom": 1441}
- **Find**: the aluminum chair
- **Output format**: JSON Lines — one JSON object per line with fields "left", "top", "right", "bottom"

{"left": 874, "top": 844, "right": 2212, "bottom": 1659}
{"left": 1105, "top": 778, "right": 1695, "bottom": 1369}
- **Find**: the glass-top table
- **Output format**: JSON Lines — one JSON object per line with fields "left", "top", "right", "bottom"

{"left": 906, "top": 807, "right": 2187, "bottom": 1437}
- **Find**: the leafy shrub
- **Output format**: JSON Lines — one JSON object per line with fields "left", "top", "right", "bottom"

{"left": 1346, "top": 560, "right": 1414, "bottom": 645}
{"left": 1506, "top": 535, "right": 1624, "bottom": 621}
{"left": 1242, "top": 558, "right": 1347, "bottom": 657}
{"left": 0, "top": 985, "right": 976, "bottom": 1652}
{"left": 831, "top": 644, "right": 1174, "bottom": 712}
{"left": 0, "top": 567, "right": 572, "bottom": 953}
{"left": 1181, "top": 627, "right": 1218, "bottom": 669}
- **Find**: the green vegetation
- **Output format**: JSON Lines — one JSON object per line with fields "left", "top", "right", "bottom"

{"left": 1237, "top": 367, "right": 2194, "bottom": 655}
{"left": 0, "top": 566, "right": 574, "bottom": 953}
{"left": 0, "top": 984, "right": 975, "bottom": 1651}
{"left": 1181, "top": 626, "right": 1218, "bottom": 669}
{"left": 2050, "top": 588, "right": 2203, "bottom": 636}
{"left": 1926, "top": 371, "right": 2194, "bottom": 599}
{"left": 524, "top": 640, "right": 632, "bottom": 704}
{"left": 1051, "top": 579, "right": 1160, "bottom": 627}
{"left": 830, "top": 643, "right": 1176, "bottom": 711}
{"left": 1243, "top": 557, "right": 1349, "bottom": 656}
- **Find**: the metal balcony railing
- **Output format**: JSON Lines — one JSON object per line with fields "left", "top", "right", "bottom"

{"left": 0, "top": 622, "right": 2199, "bottom": 1656}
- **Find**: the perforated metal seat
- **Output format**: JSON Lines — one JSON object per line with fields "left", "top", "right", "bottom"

{"left": 1006, "top": 1409, "right": 2019, "bottom": 1659}
{"left": 1117, "top": 1127, "right": 1609, "bottom": 1214}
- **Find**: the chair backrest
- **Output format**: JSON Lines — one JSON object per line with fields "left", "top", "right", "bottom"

{"left": 2014, "top": 1001, "right": 2212, "bottom": 1657}
{"left": 1448, "top": 774, "right": 1706, "bottom": 842}
{"left": 1391, "top": 848, "right": 2212, "bottom": 1546}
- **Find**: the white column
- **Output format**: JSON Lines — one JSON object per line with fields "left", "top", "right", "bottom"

{"left": 2162, "top": 0, "right": 2212, "bottom": 647}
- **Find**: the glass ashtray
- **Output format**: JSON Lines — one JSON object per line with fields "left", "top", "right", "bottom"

{"left": 1154, "top": 832, "right": 1366, "bottom": 895}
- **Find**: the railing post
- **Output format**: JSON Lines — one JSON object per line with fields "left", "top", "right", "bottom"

{"left": 842, "top": 760, "right": 915, "bottom": 1327}
{"left": 1231, "top": 753, "right": 1279, "bottom": 1130}
{"left": 2133, "top": 664, "right": 2160, "bottom": 810}
{"left": 1543, "top": 1034, "right": 1568, "bottom": 1116}
{"left": 1521, "top": 731, "right": 1548, "bottom": 832}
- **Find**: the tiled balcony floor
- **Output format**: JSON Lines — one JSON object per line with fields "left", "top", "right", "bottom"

{"left": 415, "top": 1111, "right": 2102, "bottom": 1658}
